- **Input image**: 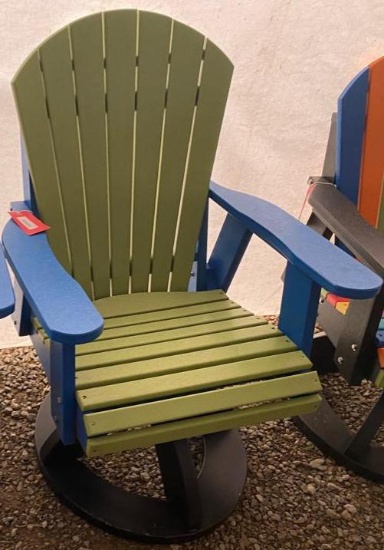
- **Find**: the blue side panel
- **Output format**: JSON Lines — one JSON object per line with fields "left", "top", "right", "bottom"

{"left": 31, "top": 330, "right": 51, "bottom": 381}
{"left": 12, "top": 278, "right": 32, "bottom": 335}
{"left": 336, "top": 67, "right": 369, "bottom": 205}
{"left": 279, "top": 262, "right": 321, "bottom": 356}
{"left": 50, "top": 341, "right": 76, "bottom": 445}
{"left": 0, "top": 246, "right": 14, "bottom": 317}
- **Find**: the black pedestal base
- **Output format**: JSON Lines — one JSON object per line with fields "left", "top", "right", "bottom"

{"left": 35, "top": 395, "right": 248, "bottom": 543}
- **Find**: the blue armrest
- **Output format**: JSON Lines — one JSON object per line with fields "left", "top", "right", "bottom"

{"left": 209, "top": 181, "right": 382, "bottom": 299}
{"left": 0, "top": 245, "right": 15, "bottom": 317}
{"left": 2, "top": 218, "right": 103, "bottom": 344}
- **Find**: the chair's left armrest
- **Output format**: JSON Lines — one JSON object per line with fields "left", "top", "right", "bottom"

{"left": 209, "top": 181, "right": 382, "bottom": 299}
{"left": 2, "top": 217, "right": 103, "bottom": 344}
{"left": 0, "top": 244, "right": 15, "bottom": 317}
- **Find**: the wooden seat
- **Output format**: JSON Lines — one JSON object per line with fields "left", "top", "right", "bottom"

{"left": 34, "top": 290, "right": 321, "bottom": 456}
{"left": 2, "top": 9, "right": 381, "bottom": 542}
{"left": 77, "top": 291, "right": 320, "bottom": 456}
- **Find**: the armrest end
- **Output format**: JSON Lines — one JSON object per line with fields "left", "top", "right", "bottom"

{"left": 2, "top": 220, "right": 103, "bottom": 344}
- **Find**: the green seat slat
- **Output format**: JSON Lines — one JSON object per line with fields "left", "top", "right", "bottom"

{"left": 102, "top": 298, "right": 239, "bottom": 330}
{"left": 76, "top": 324, "right": 280, "bottom": 370}
{"left": 34, "top": 299, "right": 245, "bottom": 339}
{"left": 83, "top": 371, "right": 321, "bottom": 436}
{"left": 77, "top": 350, "right": 312, "bottom": 410}
{"left": 94, "top": 289, "right": 228, "bottom": 318}
{"left": 105, "top": 10, "right": 137, "bottom": 295}
{"left": 85, "top": 394, "right": 322, "bottom": 456}
{"left": 98, "top": 307, "right": 254, "bottom": 340}
{"left": 76, "top": 335, "right": 296, "bottom": 388}
{"left": 34, "top": 289, "right": 232, "bottom": 332}
{"left": 77, "top": 315, "right": 265, "bottom": 355}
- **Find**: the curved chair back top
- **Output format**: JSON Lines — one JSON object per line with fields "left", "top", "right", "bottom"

{"left": 12, "top": 10, "right": 233, "bottom": 299}
{"left": 336, "top": 56, "right": 384, "bottom": 232}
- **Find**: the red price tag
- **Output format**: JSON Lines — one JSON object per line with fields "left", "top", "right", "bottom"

{"left": 9, "top": 211, "right": 50, "bottom": 236}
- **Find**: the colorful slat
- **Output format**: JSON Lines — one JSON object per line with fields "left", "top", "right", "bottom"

{"left": 12, "top": 10, "right": 232, "bottom": 299}
{"left": 336, "top": 57, "right": 384, "bottom": 229}
{"left": 336, "top": 67, "right": 368, "bottom": 206}
{"left": 74, "top": 291, "right": 321, "bottom": 456}
{"left": 359, "top": 59, "right": 384, "bottom": 228}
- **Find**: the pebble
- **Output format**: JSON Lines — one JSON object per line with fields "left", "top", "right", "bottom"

{"left": 341, "top": 509, "right": 352, "bottom": 521}
{"left": 344, "top": 503, "right": 357, "bottom": 514}
{"left": 307, "top": 484, "right": 316, "bottom": 494}
{"left": 308, "top": 458, "right": 327, "bottom": 471}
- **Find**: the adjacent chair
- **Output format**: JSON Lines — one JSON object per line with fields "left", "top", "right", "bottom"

{"left": 2, "top": 10, "right": 382, "bottom": 542}
{"left": 297, "top": 56, "right": 384, "bottom": 482}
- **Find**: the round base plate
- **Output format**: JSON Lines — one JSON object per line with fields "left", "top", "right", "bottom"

{"left": 35, "top": 395, "right": 248, "bottom": 543}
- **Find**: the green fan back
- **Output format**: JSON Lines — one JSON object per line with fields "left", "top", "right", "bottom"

{"left": 12, "top": 10, "right": 233, "bottom": 299}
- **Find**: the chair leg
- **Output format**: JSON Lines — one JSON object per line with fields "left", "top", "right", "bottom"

{"left": 35, "top": 394, "right": 248, "bottom": 543}
{"left": 156, "top": 440, "right": 202, "bottom": 530}
{"left": 295, "top": 397, "right": 384, "bottom": 483}
{"left": 296, "top": 389, "right": 384, "bottom": 482}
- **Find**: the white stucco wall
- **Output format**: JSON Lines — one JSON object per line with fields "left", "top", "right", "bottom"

{"left": 1, "top": 0, "right": 384, "bottom": 347}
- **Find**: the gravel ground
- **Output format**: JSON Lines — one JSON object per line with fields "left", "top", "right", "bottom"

{"left": 1, "top": 344, "right": 384, "bottom": 550}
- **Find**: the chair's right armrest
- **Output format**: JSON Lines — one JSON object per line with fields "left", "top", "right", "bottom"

{"left": 309, "top": 183, "right": 384, "bottom": 276}
{"left": 0, "top": 244, "right": 15, "bottom": 317}
{"left": 2, "top": 219, "right": 103, "bottom": 344}
{"left": 209, "top": 181, "right": 382, "bottom": 298}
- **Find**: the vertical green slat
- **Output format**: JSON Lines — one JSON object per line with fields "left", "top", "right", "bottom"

{"left": 131, "top": 12, "right": 172, "bottom": 292}
{"left": 12, "top": 54, "right": 71, "bottom": 272}
{"left": 150, "top": 21, "right": 205, "bottom": 291}
{"left": 70, "top": 14, "right": 110, "bottom": 299}
{"left": 171, "top": 41, "right": 233, "bottom": 290}
{"left": 104, "top": 10, "right": 137, "bottom": 296}
{"left": 39, "top": 30, "right": 93, "bottom": 296}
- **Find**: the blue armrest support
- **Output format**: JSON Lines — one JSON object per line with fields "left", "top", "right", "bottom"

{"left": 209, "top": 182, "right": 382, "bottom": 299}
{"left": 2, "top": 218, "right": 103, "bottom": 344}
{"left": 0, "top": 245, "right": 15, "bottom": 317}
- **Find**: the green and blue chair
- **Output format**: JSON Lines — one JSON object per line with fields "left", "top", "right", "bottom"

{"left": 2, "top": 10, "right": 381, "bottom": 541}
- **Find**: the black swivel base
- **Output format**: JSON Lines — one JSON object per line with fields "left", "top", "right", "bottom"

{"left": 35, "top": 395, "right": 248, "bottom": 543}
{"left": 296, "top": 335, "right": 384, "bottom": 482}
